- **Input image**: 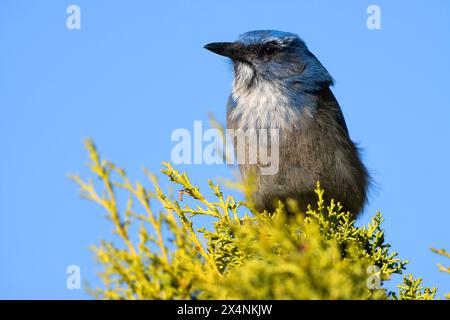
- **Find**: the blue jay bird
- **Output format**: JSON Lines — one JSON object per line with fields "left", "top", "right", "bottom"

{"left": 205, "top": 30, "right": 369, "bottom": 216}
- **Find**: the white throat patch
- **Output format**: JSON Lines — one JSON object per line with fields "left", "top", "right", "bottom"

{"left": 229, "top": 63, "right": 305, "bottom": 129}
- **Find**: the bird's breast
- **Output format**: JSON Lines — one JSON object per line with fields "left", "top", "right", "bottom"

{"left": 228, "top": 80, "right": 311, "bottom": 130}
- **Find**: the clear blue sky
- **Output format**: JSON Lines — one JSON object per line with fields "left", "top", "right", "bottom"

{"left": 0, "top": 0, "right": 449, "bottom": 299}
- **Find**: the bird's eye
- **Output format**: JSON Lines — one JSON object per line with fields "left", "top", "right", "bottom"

{"left": 262, "top": 43, "right": 279, "bottom": 56}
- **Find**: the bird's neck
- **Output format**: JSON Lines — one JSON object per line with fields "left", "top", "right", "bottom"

{"left": 230, "top": 73, "right": 318, "bottom": 130}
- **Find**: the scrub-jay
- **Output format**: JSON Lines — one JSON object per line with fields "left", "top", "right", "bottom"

{"left": 205, "top": 30, "right": 369, "bottom": 216}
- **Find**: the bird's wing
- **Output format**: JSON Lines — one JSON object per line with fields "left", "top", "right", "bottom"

{"left": 317, "top": 87, "right": 349, "bottom": 135}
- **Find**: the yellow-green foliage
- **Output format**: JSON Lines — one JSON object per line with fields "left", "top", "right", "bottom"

{"left": 71, "top": 140, "right": 447, "bottom": 300}
{"left": 431, "top": 248, "right": 450, "bottom": 299}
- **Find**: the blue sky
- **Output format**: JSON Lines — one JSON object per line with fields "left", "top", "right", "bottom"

{"left": 0, "top": 1, "right": 449, "bottom": 299}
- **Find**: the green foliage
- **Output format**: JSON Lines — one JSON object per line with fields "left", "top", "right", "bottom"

{"left": 71, "top": 140, "right": 446, "bottom": 300}
{"left": 431, "top": 248, "right": 450, "bottom": 299}
{"left": 390, "top": 274, "right": 437, "bottom": 300}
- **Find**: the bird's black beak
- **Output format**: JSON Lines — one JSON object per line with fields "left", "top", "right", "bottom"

{"left": 204, "top": 42, "right": 246, "bottom": 61}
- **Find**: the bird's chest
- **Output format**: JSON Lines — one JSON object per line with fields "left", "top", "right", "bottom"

{"left": 228, "top": 81, "right": 309, "bottom": 131}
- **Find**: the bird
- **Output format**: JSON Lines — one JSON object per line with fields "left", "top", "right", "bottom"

{"left": 204, "top": 30, "right": 370, "bottom": 217}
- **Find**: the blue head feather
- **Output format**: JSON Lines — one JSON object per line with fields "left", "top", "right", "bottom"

{"left": 234, "top": 30, "right": 334, "bottom": 92}
{"left": 237, "top": 30, "right": 302, "bottom": 46}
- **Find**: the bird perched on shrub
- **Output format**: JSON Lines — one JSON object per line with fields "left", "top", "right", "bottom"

{"left": 205, "top": 30, "right": 369, "bottom": 217}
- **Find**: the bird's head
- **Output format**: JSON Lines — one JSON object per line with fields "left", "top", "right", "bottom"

{"left": 205, "top": 30, "right": 334, "bottom": 92}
